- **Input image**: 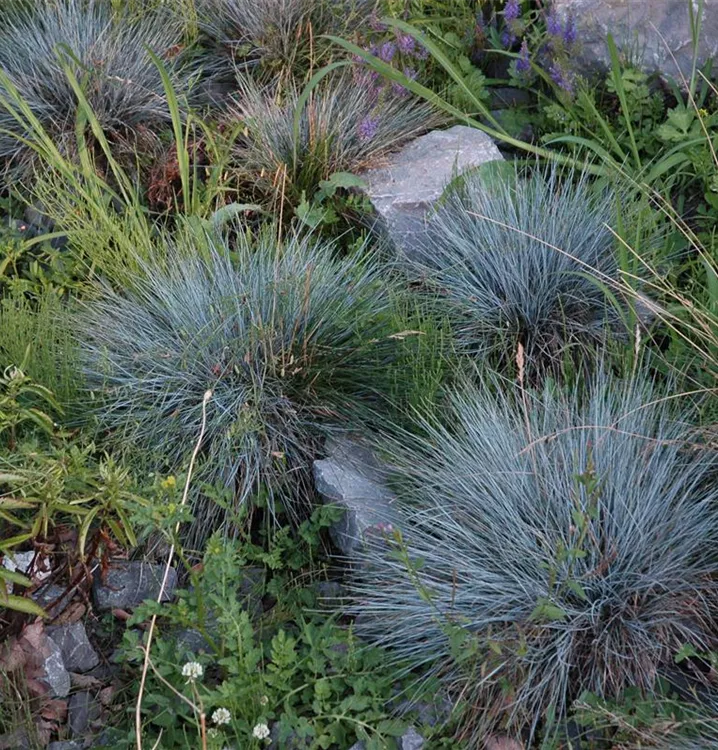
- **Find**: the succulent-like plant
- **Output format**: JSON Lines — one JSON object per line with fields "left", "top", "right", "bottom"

{"left": 0, "top": 0, "right": 193, "bottom": 183}
{"left": 408, "top": 166, "right": 629, "bottom": 374}
{"left": 76, "top": 227, "right": 411, "bottom": 543}
{"left": 350, "top": 373, "right": 718, "bottom": 741}
{"left": 229, "top": 72, "right": 439, "bottom": 210}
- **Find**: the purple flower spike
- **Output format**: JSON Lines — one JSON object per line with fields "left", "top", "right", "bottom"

{"left": 546, "top": 11, "right": 562, "bottom": 36}
{"left": 358, "top": 115, "right": 379, "bottom": 142}
{"left": 563, "top": 15, "right": 578, "bottom": 45}
{"left": 391, "top": 81, "right": 408, "bottom": 97}
{"left": 369, "top": 12, "right": 386, "bottom": 33}
{"left": 501, "top": 29, "right": 516, "bottom": 49}
{"left": 549, "top": 61, "right": 575, "bottom": 95}
{"left": 504, "top": 0, "right": 520, "bottom": 22}
{"left": 397, "top": 33, "right": 415, "bottom": 55}
{"left": 378, "top": 41, "right": 396, "bottom": 62}
{"left": 516, "top": 39, "right": 531, "bottom": 73}
{"left": 415, "top": 42, "right": 429, "bottom": 60}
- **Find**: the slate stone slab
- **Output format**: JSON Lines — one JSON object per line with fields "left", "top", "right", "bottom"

{"left": 48, "top": 742, "right": 84, "bottom": 750}
{"left": 348, "top": 726, "right": 425, "bottom": 750}
{"left": 400, "top": 726, "right": 425, "bottom": 750}
{"left": 313, "top": 436, "right": 398, "bottom": 556}
{"left": 48, "top": 622, "right": 99, "bottom": 673}
{"left": 42, "top": 635, "right": 71, "bottom": 698}
{"left": 68, "top": 690, "right": 101, "bottom": 737}
{"left": 553, "top": 0, "right": 718, "bottom": 82}
{"left": 32, "top": 583, "right": 74, "bottom": 618}
{"left": 361, "top": 125, "right": 503, "bottom": 259}
{"left": 93, "top": 561, "right": 177, "bottom": 611}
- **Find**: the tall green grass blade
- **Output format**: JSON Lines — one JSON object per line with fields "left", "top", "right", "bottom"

{"left": 326, "top": 36, "right": 607, "bottom": 175}
{"left": 606, "top": 34, "right": 641, "bottom": 170}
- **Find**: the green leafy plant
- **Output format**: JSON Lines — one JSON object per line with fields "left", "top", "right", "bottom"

{"left": 119, "top": 521, "right": 446, "bottom": 749}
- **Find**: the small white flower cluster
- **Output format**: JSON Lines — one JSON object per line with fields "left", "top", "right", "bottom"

{"left": 252, "top": 723, "right": 270, "bottom": 740}
{"left": 181, "top": 661, "right": 203, "bottom": 683}
{"left": 212, "top": 707, "right": 232, "bottom": 726}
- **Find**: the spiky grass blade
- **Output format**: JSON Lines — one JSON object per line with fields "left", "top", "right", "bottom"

{"left": 407, "top": 165, "right": 633, "bottom": 375}
{"left": 0, "top": 0, "right": 195, "bottom": 184}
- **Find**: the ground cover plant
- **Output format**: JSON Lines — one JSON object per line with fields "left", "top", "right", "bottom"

{"left": 0, "top": 0, "right": 717, "bottom": 748}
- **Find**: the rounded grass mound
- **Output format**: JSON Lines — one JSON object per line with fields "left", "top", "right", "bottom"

{"left": 196, "top": 0, "right": 374, "bottom": 75}
{"left": 230, "top": 72, "right": 440, "bottom": 209}
{"left": 350, "top": 373, "right": 718, "bottom": 741}
{"left": 410, "top": 166, "right": 628, "bottom": 374}
{"left": 77, "top": 228, "right": 412, "bottom": 542}
{"left": 0, "top": 0, "right": 193, "bottom": 183}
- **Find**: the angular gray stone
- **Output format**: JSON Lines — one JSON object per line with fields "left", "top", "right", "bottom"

{"left": 32, "top": 583, "right": 74, "bottom": 618}
{"left": 311, "top": 580, "right": 348, "bottom": 609}
{"left": 361, "top": 125, "right": 503, "bottom": 258}
{"left": 48, "top": 622, "right": 99, "bottom": 673}
{"left": 400, "top": 726, "right": 425, "bottom": 750}
{"left": 42, "top": 635, "right": 71, "bottom": 698}
{"left": 68, "top": 690, "right": 100, "bottom": 737}
{"left": 313, "top": 436, "right": 398, "bottom": 556}
{"left": 48, "top": 742, "right": 84, "bottom": 750}
{"left": 348, "top": 727, "right": 424, "bottom": 750}
{"left": 552, "top": 0, "right": 718, "bottom": 82}
{"left": 174, "top": 627, "right": 212, "bottom": 654}
{"left": 269, "top": 723, "right": 311, "bottom": 749}
{"left": 93, "top": 562, "right": 177, "bottom": 611}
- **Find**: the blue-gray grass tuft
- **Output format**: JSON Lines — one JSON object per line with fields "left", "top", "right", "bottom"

{"left": 230, "top": 72, "right": 440, "bottom": 208}
{"left": 76, "top": 228, "right": 409, "bottom": 544}
{"left": 196, "top": 0, "right": 374, "bottom": 73}
{"left": 408, "top": 166, "right": 628, "bottom": 373}
{"left": 350, "top": 373, "right": 718, "bottom": 740}
{"left": 0, "top": 0, "right": 194, "bottom": 182}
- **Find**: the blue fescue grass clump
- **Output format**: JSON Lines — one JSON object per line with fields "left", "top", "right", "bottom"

{"left": 76, "top": 227, "right": 412, "bottom": 541}
{"left": 0, "top": 0, "right": 193, "bottom": 182}
{"left": 350, "top": 373, "right": 718, "bottom": 741}
{"left": 196, "top": 0, "right": 373, "bottom": 74}
{"left": 230, "top": 71, "right": 440, "bottom": 208}
{"left": 409, "top": 165, "right": 627, "bottom": 373}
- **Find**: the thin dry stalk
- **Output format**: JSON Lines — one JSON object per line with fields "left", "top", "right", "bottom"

{"left": 135, "top": 389, "right": 213, "bottom": 750}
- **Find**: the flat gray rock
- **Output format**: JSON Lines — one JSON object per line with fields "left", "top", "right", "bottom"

{"left": 400, "top": 726, "right": 425, "bottom": 750}
{"left": 361, "top": 125, "right": 503, "bottom": 258}
{"left": 68, "top": 690, "right": 101, "bottom": 737}
{"left": 348, "top": 726, "right": 424, "bottom": 750}
{"left": 48, "top": 622, "right": 99, "bottom": 673}
{"left": 93, "top": 561, "right": 177, "bottom": 611}
{"left": 553, "top": 0, "right": 718, "bottom": 82}
{"left": 313, "top": 436, "right": 398, "bottom": 556}
{"left": 32, "top": 583, "right": 74, "bottom": 618}
{"left": 42, "top": 636, "right": 71, "bottom": 698}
